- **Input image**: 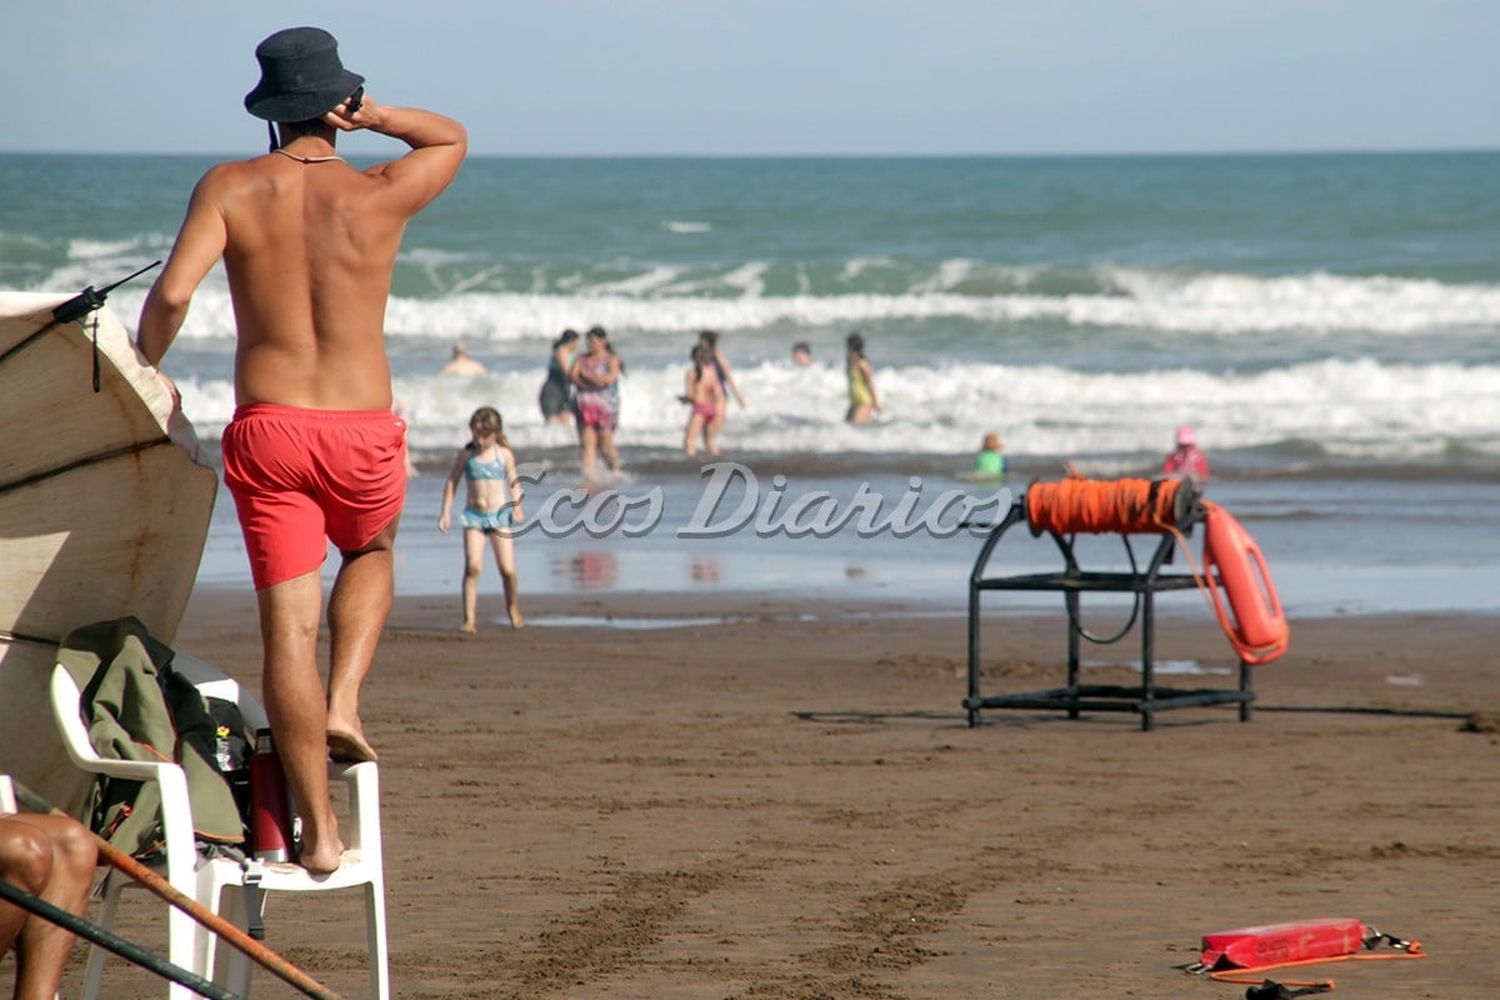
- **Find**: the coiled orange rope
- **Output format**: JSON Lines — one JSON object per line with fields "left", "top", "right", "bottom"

{"left": 1025, "top": 476, "right": 1289, "bottom": 666}
{"left": 1026, "top": 476, "right": 1184, "bottom": 535}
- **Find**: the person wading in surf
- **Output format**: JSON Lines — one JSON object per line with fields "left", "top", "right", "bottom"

{"left": 136, "top": 26, "right": 466, "bottom": 873}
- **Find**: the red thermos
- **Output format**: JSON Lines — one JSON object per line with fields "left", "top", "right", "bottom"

{"left": 249, "top": 728, "right": 294, "bottom": 862}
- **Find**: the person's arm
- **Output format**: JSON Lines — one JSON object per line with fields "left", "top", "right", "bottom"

{"left": 137, "top": 170, "right": 229, "bottom": 367}
{"left": 681, "top": 367, "right": 697, "bottom": 404}
{"left": 323, "top": 95, "right": 467, "bottom": 214}
{"left": 503, "top": 447, "right": 525, "bottom": 523}
{"left": 600, "top": 355, "right": 622, "bottom": 386}
{"left": 717, "top": 351, "right": 746, "bottom": 407}
{"left": 571, "top": 356, "right": 610, "bottom": 389}
{"left": 438, "top": 451, "right": 466, "bottom": 532}
{"left": 569, "top": 357, "right": 591, "bottom": 388}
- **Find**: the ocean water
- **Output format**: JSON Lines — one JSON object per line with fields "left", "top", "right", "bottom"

{"left": 190, "top": 471, "right": 1500, "bottom": 617}
{"left": 4, "top": 152, "right": 1499, "bottom": 612}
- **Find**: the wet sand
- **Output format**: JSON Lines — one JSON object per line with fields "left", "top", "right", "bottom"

{"left": 51, "top": 591, "right": 1500, "bottom": 997}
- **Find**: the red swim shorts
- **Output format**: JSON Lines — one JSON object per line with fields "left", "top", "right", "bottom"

{"left": 221, "top": 404, "right": 408, "bottom": 590}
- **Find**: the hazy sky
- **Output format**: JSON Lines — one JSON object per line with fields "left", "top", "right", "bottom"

{"left": 2, "top": 1, "right": 1495, "bottom": 156}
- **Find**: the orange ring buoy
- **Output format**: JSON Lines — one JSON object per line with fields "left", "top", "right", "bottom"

{"left": 1202, "top": 501, "right": 1289, "bottom": 665}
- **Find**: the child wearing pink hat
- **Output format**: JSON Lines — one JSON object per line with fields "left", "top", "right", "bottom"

{"left": 1161, "top": 425, "right": 1209, "bottom": 487}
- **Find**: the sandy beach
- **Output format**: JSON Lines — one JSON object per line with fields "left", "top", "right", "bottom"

{"left": 5, "top": 15, "right": 1497, "bottom": 998}
{"left": 42, "top": 588, "right": 1499, "bottom": 999}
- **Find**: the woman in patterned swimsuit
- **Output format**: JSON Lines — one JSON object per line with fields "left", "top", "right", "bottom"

{"left": 439, "top": 406, "right": 526, "bottom": 631}
{"left": 568, "top": 326, "right": 624, "bottom": 483}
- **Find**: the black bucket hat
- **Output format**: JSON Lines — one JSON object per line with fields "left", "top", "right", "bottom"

{"left": 243, "top": 27, "right": 364, "bottom": 122}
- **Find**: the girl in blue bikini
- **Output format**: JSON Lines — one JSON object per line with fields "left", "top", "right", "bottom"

{"left": 439, "top": 406, "right": 526, "bottom": 631}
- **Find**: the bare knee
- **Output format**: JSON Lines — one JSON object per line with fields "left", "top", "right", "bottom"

{"left": 275, "top": 617, "right": 321, "bottom": 648}
{"left": 0, "top": 822, "right": 54, "bottom": 893}
{"left": 464, "top": 560, "right": 483, "bottom": 581}
{"left": 46, "top": 817, "right": 97, "bottom": 878}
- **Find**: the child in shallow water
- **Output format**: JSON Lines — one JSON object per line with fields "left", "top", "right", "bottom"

{"left": 680, "top": 344, "right": 725, "bottom": 457}
{"left": 975, "top": 431, "right": 1005, "bottom": 480}
{"left": 439, "top": 406, "right": 526, "bottom": 631}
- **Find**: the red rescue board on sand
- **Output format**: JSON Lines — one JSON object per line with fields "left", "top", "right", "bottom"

{"left": 1199, "top": 918, "right": 1366, "bottom": 971}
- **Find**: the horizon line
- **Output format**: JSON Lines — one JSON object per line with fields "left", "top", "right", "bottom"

{"left": 1, "top": 145, "right": 1497, "bottom": 160}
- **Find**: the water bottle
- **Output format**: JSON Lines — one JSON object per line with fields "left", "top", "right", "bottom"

{"left": 249, "top": 728, "right": 293, "bottom": 862}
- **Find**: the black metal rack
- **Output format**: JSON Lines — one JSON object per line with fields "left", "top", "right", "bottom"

{"left": 964, "top": 498, "right": 1252, "bottom": 731}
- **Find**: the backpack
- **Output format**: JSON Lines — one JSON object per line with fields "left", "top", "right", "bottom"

{"left": 56, "top": 617, "right": 247, "bottom": 859}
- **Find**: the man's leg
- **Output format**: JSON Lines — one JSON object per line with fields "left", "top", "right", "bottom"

{"left": 0, "top": 817, "right": 49, "bottom": 994}
{"left": 2, "top": 813, "right": 96, "bottom": 1000}
{"left": 257, "top": 569, "right": 343, "bottom": 873}
{"left": 326, "top": 517, "right": 400, "bottom": 764}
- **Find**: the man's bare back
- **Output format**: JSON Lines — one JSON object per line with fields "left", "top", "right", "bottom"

{"left": 216, "top": 153, "right": 403, "bottom": 408}
{"left": 138, "top": 97, "right": 465, "bottom": 410}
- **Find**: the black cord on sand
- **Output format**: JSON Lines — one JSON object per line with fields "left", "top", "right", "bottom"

{"left": 794, "top": 706, "right": 1483, "bottom": 725}
{"left": 1255, "top": 705, "right": 1475, "bottom": 721}
{"left": 793, "top": 710, "right": 967, "bottom": 724}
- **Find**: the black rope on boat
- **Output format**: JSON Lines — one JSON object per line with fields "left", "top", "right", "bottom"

{"left": 0, "top": 262, "right": 162, "bottom": 387}
{"left": 90, "top": 311, "right": 101, "bottom": 392}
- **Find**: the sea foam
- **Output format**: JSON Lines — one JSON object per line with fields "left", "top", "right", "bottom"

{"left": 167, "top": 356, "right": 1500, "bottom": 466}
{"left": 40, "top": 248, "right": 1500, "bottom": 341}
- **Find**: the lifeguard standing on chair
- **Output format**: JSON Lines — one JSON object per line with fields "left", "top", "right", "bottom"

{"left": 135, "top": 26, "right": 467, "bottom": 873}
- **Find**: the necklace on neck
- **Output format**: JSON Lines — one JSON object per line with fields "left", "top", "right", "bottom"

{"left": 273, "top": 147, "right": 344, "bottom": 164}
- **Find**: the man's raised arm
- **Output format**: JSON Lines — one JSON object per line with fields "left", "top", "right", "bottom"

{"left": 324, "top": 96, "right": 467, "bottom": 213}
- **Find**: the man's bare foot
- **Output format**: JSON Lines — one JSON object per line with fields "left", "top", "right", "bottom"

{"left": 328, "top": 710, "right": 378, "bottom": 767}
{"left": 297, "top": 832, "right": 345, "bottom": 875}
{"left": 327, "top": 718, "right": 378, "bottom": 763}
{"left": 509, "top": 610, "right": 526, "bottom": 629}
{"left": 459, "top": 621, "right": 477, "bottom": 634}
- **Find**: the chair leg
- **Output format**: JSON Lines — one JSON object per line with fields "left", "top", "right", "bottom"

{"left": 167, "top": 902, "right": 202, "bottom": 1000}
{"left": 221, "top": 884, "right": 260, "bottom": 999}
{"left": 366, "top": 877, "right": 391, "bottom": 1000}
{"left": 82, "top": 875, "right": 124, "bottom": 1000}
{"left": 199, "top": 878, "right": 227, "bottom": 988}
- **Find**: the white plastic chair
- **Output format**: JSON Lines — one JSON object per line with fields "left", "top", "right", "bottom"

{"left": 50, "top": 654, "right": 390, "bottom": 1000}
